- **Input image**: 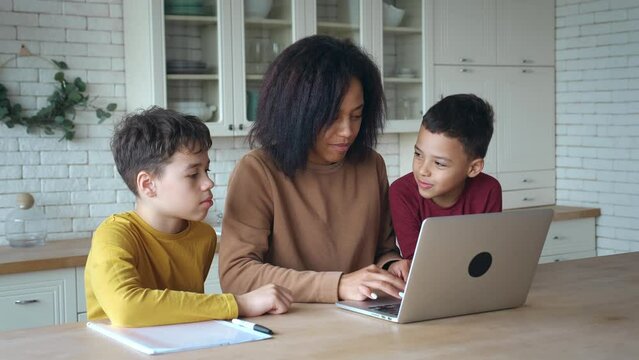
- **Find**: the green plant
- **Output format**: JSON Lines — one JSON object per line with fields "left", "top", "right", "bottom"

{"left": 0, "top": 56, "right": 117, "bottom": 141}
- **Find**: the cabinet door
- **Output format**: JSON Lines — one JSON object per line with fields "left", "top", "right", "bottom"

{"left": 0, "top": 268, "right": 77, "bottom": 331}
{"left": 495, "top": 67, "right": 555, "bottom": 173}
{"left": 433, "top": 0, "right": 496, "bottom": 65}
{"left": 496, "top": 0, "right": 555, "bottom": 66}
{"left": 236, "top": 0, "right": 296, "bottom": 136}
{"left": 315, "top": 0, "right": 365, "bottom": 46}
{"left": 379, "top": 0, "right": 427, "bottom": 132}
{"left": 433, "top": 65, "right": 497, "bottom": 175}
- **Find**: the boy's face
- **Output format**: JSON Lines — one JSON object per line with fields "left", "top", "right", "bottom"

{"left": 412, "top": 127, "right": 482, "bottom": 208}
{"left": 308, "top": 77, "right": 363, "bottom": 165}
{"left": 147, "top": 149, "right": 214, "bottom": 223}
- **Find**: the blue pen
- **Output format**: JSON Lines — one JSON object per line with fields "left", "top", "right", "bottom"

{"left": 231, "top": 318, "right": 274, "bottom": 335}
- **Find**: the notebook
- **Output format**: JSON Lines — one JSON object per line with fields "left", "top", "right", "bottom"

{"left": 87, "top": 319, "right": 271, "bottom": 355}
{"left": 336, "top": 208, "right": 553, "bottom": 323}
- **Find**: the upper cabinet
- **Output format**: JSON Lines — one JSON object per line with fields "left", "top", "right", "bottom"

{"left": 123, "top": 0, "right": 430, "bottom": 136}
{"left": 433, "top": 0, "right": 554, "bottom": 66}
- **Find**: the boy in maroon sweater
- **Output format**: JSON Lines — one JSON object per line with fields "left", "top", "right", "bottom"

{"left": 390, "top": 94, "right": 502, "bottom": 260}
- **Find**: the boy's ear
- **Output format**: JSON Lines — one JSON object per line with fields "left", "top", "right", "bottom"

{"left": 467, "top": 158, "right": 484, "bottom": 178}
{"left": 137, "top": 171, "right": 157, "bottom": 198}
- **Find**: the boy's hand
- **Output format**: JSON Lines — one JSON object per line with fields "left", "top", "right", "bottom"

{"left": 235, "top": 284, "right": 293, "bottom": 317}
{"left": 387, "top": 259, "right": 411, "bottom": 282}
{"left": 338, "top": 264, "right": 405, "bottom": 301}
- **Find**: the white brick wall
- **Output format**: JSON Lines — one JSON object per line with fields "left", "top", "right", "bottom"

{"left": 0, "top": 0, "right": 400, "bottom": 245}
{"left": 556, "top": 0, "right": 639, "bottom": 255}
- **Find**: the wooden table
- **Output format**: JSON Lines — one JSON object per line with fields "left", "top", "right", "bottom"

{"left": 1, "top": 252, "right": 637, "bottom": 359}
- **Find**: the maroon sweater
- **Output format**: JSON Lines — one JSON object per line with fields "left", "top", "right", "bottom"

{"left": 389, "top": 172, "right": 502, "bottom": 259}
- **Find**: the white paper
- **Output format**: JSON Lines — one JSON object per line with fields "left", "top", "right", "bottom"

{"left": 87, "top": 320, "right": 271, "bottom": 355}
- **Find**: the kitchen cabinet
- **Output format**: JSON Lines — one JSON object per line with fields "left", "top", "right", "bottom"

{"left": 427, "top": 0, "right": 555, "bottom": 209}
{"left": 539, "top": 218, "right": 597, "bottom": 264}
{"left": 124, "top": 0, "right": 430, "bottom": 135}
{"left": 0, "top": 268, "right": 77, "bottom": 331}
{"left": 433, "top": 0, "right": 554, "bottom": 66}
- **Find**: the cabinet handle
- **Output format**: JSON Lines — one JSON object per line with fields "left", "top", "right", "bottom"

{"left": 522, "top": 59, "right": 531, "bottom": 64}
{"left": 459, "top": 68, "right": 469, "bottom": 73}
{"left": 238, "top": 124, "right": 244, "bottom": 130}
{"left": 522, "top": 178, "right": 532, "bottom": 183}
{"left": 523, "top": 197, "right": 534, "bottom": 201}
{"left": 522, "top": 69, "right": 532, "bottom": 73}
{"left": 15, "top": 299, "right": 39, "bottom": 305}
{"left": 552, "top": 235, "right": 562, "bottom": 240}
{"left": 459, "top": 57, "right": 468, "bottom": 62}
{"left": 228, "top": 124, "right": 234, "bottom": 131}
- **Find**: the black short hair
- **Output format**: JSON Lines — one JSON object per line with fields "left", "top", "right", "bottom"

{"left": 248, "top": 35, "right": 386, "bottom": 177}
{"left": 422, "top": 94, "right": 494, "bottom": 159}
{"left": 111, "top": 106, "right": 212, "bottom": 196}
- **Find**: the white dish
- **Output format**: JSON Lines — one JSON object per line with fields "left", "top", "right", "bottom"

{"left": 396, "top": 73, "right": 416, "bottom": 78}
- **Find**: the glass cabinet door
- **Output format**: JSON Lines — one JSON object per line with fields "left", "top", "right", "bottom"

{"left": 241, "top": 0, "right": 293, "bottom": 131}
{"left": 315, "top": 0, "right": 362, "bottom": 45}
{"left": 164, "top": 0, "right": 222, "bottom": 127}
{"left": 382, "top": 0, "right": 424, "bottom": 127}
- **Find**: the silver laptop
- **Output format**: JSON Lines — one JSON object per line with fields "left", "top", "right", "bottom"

{"left": 336, "top": 208, "right": 553, "bottom": 323}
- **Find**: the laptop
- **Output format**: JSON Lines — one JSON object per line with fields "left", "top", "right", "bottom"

{"left": 336, "top": 208, "right": 553, "bottom": 323}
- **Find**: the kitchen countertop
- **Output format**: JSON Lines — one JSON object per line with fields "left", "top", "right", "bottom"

{"left": 0, "top": 205, "right": 600, "bottom": 276}
{"left": 1, "top": 252, "right": 637, "bottom": 359}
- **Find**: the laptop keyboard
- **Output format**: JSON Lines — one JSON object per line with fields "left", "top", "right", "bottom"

{"left": 369, "top": 303, "right": 401, "bottom": 316}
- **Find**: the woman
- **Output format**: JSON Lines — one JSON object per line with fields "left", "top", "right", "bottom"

{"left": 219, "top": 35, "right": 409, "bottom": 303}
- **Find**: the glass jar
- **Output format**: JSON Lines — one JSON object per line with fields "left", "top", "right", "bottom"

{"left": 5, "top": 193, "right": 47, "bottom": 247}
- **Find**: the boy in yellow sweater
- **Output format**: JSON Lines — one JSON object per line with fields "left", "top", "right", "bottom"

{"left": 85, "top": 107, "right": 292, "bottom": 327}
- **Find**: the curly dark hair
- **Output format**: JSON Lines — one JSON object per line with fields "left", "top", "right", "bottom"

{"left": 111, "top": 106, "right": 212, "bottom": 195}
{"left": 422, "top": 94, "right": 494, "bottom": 159}
{"left": 248, "top": 35, "right": 386, "bottom": 177}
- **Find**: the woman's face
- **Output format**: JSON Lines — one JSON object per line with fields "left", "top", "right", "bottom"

{"left": 308, "top": 77, "right": 364, "bottom": 165}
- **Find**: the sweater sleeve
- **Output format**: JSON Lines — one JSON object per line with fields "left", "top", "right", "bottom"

{"left": 389, "top": 175, "right": 423, "bottom": 259}
{"left": 87, "top": 228, "right": 238, "bottom": 327}
{"left": 373, "top": 154, "right": 402, "bottom": 268}
{"left": 218, "top": 153, "right": 342, "bottom": 303}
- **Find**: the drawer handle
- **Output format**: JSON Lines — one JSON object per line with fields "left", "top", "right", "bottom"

{"left": 15, "top": 299, "right": 39, "bottom": 305}
{"left": 459, "top": 68, "right": 469, "bottom": 73}
{"left": 552, "top": 235, "right": 562, "bottom": 240}
{"left": 522, "top": 178, "right": 532, "bottom": 183}
{"left": 459, "top": 57, "right": 468, "bottom": 62}
{"left": 522, "top": 59, "right": 531, "bottom": 64}
{"left": 522, "top": 69, "right": 532, "bottom": 73}
{"left": 523, "top": 197, "right": 534, "bottom": 201}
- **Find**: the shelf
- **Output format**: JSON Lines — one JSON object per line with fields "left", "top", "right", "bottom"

{"left": 165, "top": 15, "right": 217, "bottom": 25}
{"left": 383, "top": 26, "right": 421, "bottom": 34}
{"left": 246, "top": 74, "right": 264, "bottom": 81}
{"left": 245, "top": 18, "right": 292, "bottom": 29}
{"left": 317, "top": 21, "right": 359, "bottom": 31}
{"left": 384, "top": 77, "right": 422, "bottom": 84}
{"left": 167, "top": 74, "right": 219, "bottom": 80}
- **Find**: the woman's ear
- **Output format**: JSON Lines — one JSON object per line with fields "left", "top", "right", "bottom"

{"left": 467, "top": 158, "right": 484, "bottom": 178}
{"left": 137, "top": 171, "right": 156, "bottom": 198}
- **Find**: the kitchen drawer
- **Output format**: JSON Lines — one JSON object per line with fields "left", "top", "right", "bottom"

{"left": 498, "top": 170, "right": 554, "bottom": 191}
{"left": 541, "top": 218, "right": 595, "bottom": 257}
{"left": 204, "top": 256, "right": 221, "bottom": 294}
{"left": 502, "top": 188, "right": 555, "bottom": 209}
{"left": 539, "top": 250, "right": 596, "bottom": 264}
{"left": 0, "top": 268, "right": 77, "bottom": 331}
{"left": 76, "top": 267, "right": 86, "bottom": 313}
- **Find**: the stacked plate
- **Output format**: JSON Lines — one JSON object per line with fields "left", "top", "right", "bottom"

{"left": 165, "top": 0, "right": 214, "bottom": 16}
{"left": 167, "top": 60, "right": 209, "bottom": 74}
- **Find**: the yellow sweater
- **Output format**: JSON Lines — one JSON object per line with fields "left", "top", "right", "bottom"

{"left": 85, "top": 211, "right": 238, "bottom": 327}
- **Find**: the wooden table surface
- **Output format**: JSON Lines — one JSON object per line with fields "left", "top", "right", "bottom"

{"left": 1, "top": 251, "right": 637, "bottom": 359}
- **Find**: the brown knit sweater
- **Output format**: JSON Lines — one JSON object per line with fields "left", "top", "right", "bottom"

{"left": 218, "top": 149, "right": 400, "bottom": 303}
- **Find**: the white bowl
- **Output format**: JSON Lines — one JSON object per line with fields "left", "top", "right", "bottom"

{"left": 383, "top": 2, "right": 405, "bottom": 27}
{"left": 245, "top": 0, "right": 272, "bottom": 19}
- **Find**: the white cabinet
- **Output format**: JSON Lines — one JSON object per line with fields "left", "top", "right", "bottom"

{"left": 539, "top": 218, "right": 597, "bottom": 264}
{"left": 432, "top": 0, "right": 554, "bottom": 66}
{"left": 0, "top": 268, "right": 77, "bottom": 331}
{"left": 124, "top": 0, "right": 431, "bottom": 135}
{"left": 429, "top": 0, "right": 555, "bottom": 209}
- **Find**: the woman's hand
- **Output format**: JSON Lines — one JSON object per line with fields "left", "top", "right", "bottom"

{"left": 387, "top": 259, "right": 411, "bottom": 282}
{"left": 338, "top": 264, "right": 406, "bottom": 301}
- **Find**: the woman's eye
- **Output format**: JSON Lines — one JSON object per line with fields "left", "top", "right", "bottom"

{"left": 414, "top": 152, "right": 421, "bottom": 157}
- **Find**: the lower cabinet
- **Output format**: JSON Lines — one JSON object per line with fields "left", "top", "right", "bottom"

{"left": 0, "top": 268, "right": 78, "bottom": 331}
{"left": 539, "top": 218, "right": 596, "bottom": 264}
